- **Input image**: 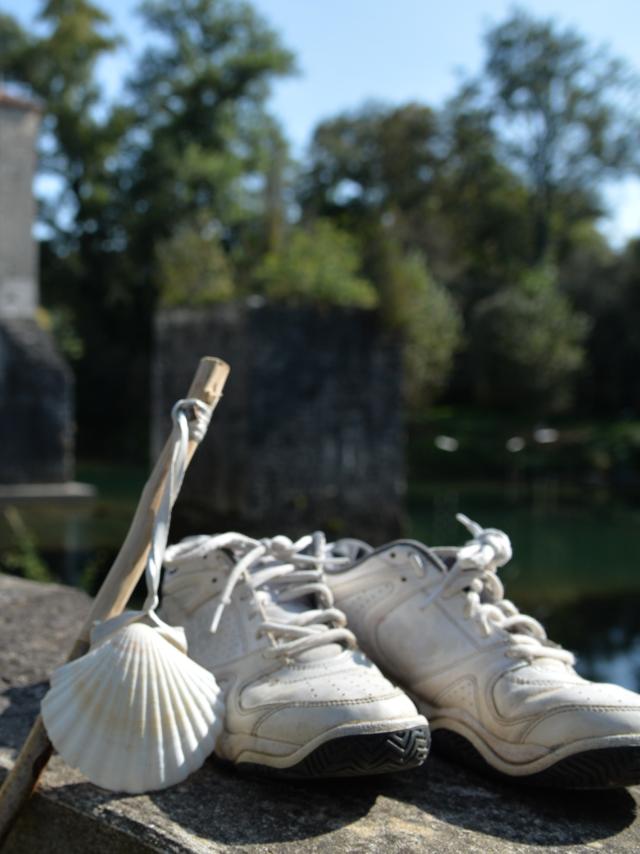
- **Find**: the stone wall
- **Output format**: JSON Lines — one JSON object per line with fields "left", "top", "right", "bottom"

{"left": 0, "top": 95, "right": 40, "bottom": 318}
{"left": 153, "top": 304, "right": 406, "bottom": 543}
{"left": 0, "top": 318, "right": 74, "bottom": 483}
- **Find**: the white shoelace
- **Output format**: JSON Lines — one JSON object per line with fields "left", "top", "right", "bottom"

{"left": 441, "top": 514, "right": 575, "bottom": 665}
{"left": 142, "top": 398, "right": 213, "bottom": 619}
{"left": 167, "top": 533, "right": 355, "bottom": 660}
{"left": 90, "top": 397, "right": 213, "bottom": 648}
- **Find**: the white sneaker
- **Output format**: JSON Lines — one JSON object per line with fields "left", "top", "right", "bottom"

{"left": 325, "top": 515, "right": 640, "bottom": 788}
{"left": 160, "top": 532, "right": 429, "bottom": 778}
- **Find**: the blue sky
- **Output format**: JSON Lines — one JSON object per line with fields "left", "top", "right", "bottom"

{"left": 5, "top": 0, "right": 640, "bottom": 245}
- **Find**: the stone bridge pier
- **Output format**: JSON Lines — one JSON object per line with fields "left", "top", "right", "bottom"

{"left": 153, "top": 304, "right": 406, "bottom": 544}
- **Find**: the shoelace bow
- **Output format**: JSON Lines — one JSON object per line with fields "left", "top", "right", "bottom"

{"left": 175, "top": 533, "right": 355, "bottom": 660}
{"left": 441, "top": 514, "right": 575, "bottom": 665}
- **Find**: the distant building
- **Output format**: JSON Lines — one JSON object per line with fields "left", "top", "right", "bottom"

{"left": 0, "top": 90, "right": 74, "bottom": 484}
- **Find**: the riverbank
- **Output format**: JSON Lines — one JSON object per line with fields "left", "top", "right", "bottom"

{"left": 410, "top": 408, "right": 640, "bottom": 490}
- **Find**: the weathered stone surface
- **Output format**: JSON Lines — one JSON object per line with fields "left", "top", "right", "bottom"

{"left": 0, "top": 93, "right": 40, "bottom": 318}
{"left": 153, "top": 304, "right": 406, "bottom": 544}
{"left": 2, "top": 574, "right": 640, "bottom": 853}
{"left": 0, "top": 484, "right": 95, "bottom": 502}
{"left": 0, "top": 318, "right": 74, "bottom": 483}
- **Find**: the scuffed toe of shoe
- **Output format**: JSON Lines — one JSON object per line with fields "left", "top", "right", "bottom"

{"left": 519, "top": 681, "right": 640, "bottom": 749}
{"left": 240, "top": 651, "right": 424, "bottom": 747}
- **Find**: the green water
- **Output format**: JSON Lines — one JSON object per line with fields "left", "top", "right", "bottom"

{"left": 1, "top": 467, "right": 639, "bottom": 691}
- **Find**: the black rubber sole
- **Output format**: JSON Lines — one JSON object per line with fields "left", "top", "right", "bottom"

{"left": 432, "top": 728, "right": 640, "bottom": 789}
{"left": 236, "top": 725, "right": 430, "bottom": 779}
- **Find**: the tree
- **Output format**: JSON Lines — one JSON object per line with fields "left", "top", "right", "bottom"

{"left": 301, "top": 103, "right": 438, "bottom": 213}
{"left": 156, "top": 215, "right": 236, "bottom": 307}
{"left": 434, "top": 89, "right": 533, "bottom": 295}
{"left": 254, "top": 220, "right": 378, "bottom": 308}
{"left": 299, "top": 103, "right": 449, "bottom": 268}
{"left": 123, "top": 0, "right": 295, "bottom": 255}
{"left": 300, "top": 97, "right": 540, "bottom": 303}
{"left": 373, "top": 238, "right": 462, "bottom": 406}
{"left": 479, "top": 8, "right": 640, "bottom": 261}
{"left": 563, "top": 237, "right": 640, "bottom": 413}
{"left": 470, "top": 267, "right": 589, "bottom": 413}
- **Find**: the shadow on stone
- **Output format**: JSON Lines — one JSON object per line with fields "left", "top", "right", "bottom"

{"left": 147, "top": 758, "right": 379, "bottom": 845}
{"left": 380, "top": 754, "right": 637, "bottom": 846}
{"left": 44, "top": 759, "right": 378, "bottom": 847}
{"left": 0, "top": 682, "right": 48, "bottom": 750}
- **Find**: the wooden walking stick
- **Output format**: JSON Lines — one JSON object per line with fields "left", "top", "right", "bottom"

{"left": 0, "top": 356, "right": 229, "bottom": 846}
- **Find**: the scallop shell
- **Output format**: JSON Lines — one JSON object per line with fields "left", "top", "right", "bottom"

{"left": 41, "top": 614, "right": 223, "bottom": 793}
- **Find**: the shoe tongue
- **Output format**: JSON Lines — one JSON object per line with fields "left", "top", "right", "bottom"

{"left": 330, "top": 538, "right": 373, "bottom": 562}
{"left": 513, "top": 656, "right": 574, "bottom": 677}
{"left": 297, "top": 644, "right": 344, "bottom": 662}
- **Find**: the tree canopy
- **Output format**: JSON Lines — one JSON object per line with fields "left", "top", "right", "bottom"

{"left": 479, "top": 8, "right": 640, "bottom": 261}
{"left": 1, "top": 1, "right": 639, "bottom": 454}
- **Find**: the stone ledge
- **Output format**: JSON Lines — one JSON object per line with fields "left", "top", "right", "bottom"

{"left": 1, "top": 574, "right": 639, "bottom": 853}
{"left": 0, "top": 482, "right": 96, "bottom": 504}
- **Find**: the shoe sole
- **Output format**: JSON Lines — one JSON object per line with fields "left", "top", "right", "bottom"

{"left": 433, "top": 728, "right": 640, "bottom": 789}
{"left": 235, "top": 725, "right": 430, "bottom": 779}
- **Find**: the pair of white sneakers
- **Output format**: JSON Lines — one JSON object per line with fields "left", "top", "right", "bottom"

{"left": 159, "top": 515, "right": 640, "bottom": 788}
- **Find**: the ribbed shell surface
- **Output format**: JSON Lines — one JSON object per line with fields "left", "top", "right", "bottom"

{"left": 41, "top": 622, "right": 223, "bottom": 793}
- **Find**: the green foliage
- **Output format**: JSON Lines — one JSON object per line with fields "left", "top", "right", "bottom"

{"left": 125, "top": 0, "right": 295, "bottom": 238}
{"left": 436, "top": 90, "right": 534, "bottom": 297}
{"left": 0, "top": 13, "right": 30, "bottom": 63}
{"left": 1, "top": 507, "right": 52, "bottom": 583}
{"left": 300, "top": 103, "right": 454, "bottom": 279}
{"left": 302, "top": 102, "right": 439, "bottom": 214}
{"left": 566, "top": 237, "right": 640, "bottom": 413}
{"left": 480, "top": 8, "right": 640, "bottom": 260}
{"left": 401, "top": 257, "right": 462, "bottom": 407}
{"left": 377, "top": 243, "right": 462, "bottom": 405}
{"left": 471, "top": 268, "right": 589, "bottom": 413}
{"left": 300, "top": 97, "right": 537, "bottom": 300}
{"left": 255, "top": 220, "right": 378, "bottom": 308}
{"left": 156, "top": 217, "right": 235, "bottom": 306}
{"left": 36, "top": 306, "right": 85, "bottom": 361}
